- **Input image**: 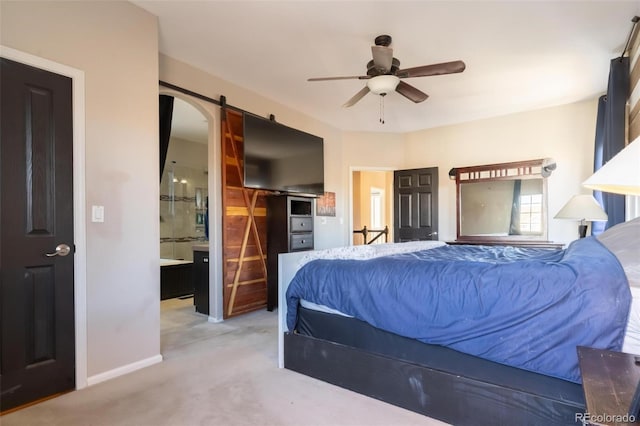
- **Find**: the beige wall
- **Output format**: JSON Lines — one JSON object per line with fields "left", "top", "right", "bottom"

{"left": 327, "top": 102, "right": 598, "bottom": 246}
{"left": 1, "top": 1, "right": 160, "bottom": 378}
{"left": 340, "top": 131, "right": 405, "bottom": 242}
{"left": 158, "top": 52, "right": 599, "bottom": 250}
{"left": 404, "top": 99, "right": 599, "bottom": 244}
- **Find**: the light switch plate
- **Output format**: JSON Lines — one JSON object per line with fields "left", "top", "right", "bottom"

{"left": 92, "top": 205, "right": 104, "bottom": 223}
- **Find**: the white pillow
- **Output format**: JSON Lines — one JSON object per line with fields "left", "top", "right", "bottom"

{"left": 623, "top": 288, "right": 640, "bottom": 355}
{"left": 597, "top": 216, "right": 640, "bottom": 289}
{"left": 598, "top": 217, "right": 640, "bottom": 354}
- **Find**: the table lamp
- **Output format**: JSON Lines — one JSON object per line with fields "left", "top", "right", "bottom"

{"left": 554, "top": 194, "right": 608, "bottom": 238}
{"left": 583, "top": 139, "right": 640, "bottom": 195}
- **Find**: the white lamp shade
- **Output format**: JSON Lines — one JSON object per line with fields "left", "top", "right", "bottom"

{"left": 554, "top": 194, "right": 608, "bottom": 221}
{"left": 583, "top": 139, "right": 640, "bottom": 195}
{"left": 366, "top": 75, "right": 400, "bottom": 95}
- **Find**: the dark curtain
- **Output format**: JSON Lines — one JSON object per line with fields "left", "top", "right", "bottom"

{"left": 592, "top": 57, "right": 629, "bottom": 235}
{"left": 592, "top": 96, "right": 608, "bottom": 235}
{"left": 159, "top": 95, "right": 175, "bottom": 182}
{"left": 509, "top": 179, "right": 522, "bottom": 235}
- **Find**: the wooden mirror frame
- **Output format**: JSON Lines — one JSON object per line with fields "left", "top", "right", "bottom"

{"left": 453, "top": 158, "right": 556, "bottom": 246}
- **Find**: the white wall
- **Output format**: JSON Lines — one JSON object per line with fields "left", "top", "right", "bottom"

{"left": 340, "top": 131, "right": 406, "bottom": 242}
{"left": 1, "top": 1, "right": 160, "bottom": 379}
{"left": 403, "top": 99, "right": 599, "bottom": 244}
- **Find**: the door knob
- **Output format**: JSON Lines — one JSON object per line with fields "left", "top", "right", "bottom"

{"left": 45, "top": 244, "right": 71, "bottom": 257}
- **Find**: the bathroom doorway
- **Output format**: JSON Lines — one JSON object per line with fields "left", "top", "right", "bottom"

{"left": 159, "top": 96, "right": 210, "bottom": 342}
{"left": 160, "top": 97, "right": 209, "bottom": 262}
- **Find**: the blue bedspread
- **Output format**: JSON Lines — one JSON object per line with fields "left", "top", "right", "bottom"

{"left": 286, "top": 237, "right": 631, "bottom": 383}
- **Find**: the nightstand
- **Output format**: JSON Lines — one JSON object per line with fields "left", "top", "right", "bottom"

{"left": 577, "top": 346, "right": 640, "bottom": 425}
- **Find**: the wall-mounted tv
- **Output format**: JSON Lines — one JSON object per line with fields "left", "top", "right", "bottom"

{"left": 243, "top": 112, "right": 324, "bottom": 196}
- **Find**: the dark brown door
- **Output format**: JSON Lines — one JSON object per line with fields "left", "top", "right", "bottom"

{"left": 1, "top": 58, "right": 75, "bottom": 411}
{"left": 394, "top": 167, "right": 438, "bottom": 242}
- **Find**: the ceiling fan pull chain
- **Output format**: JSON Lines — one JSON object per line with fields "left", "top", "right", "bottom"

{"left": 379, "top": 93, "right": 386, "bottom": 124}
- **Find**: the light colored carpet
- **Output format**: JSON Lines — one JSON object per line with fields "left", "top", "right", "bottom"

{"left": 2, "top": 298, "right": 447, "bottom": 426}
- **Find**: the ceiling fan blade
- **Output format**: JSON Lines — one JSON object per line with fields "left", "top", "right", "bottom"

{"left": 308, "top": 75, "right": 370, "bottom": 82}
{"left": 395, "top": 81, "right": 429, "bottom": 103}
{"left": 371, "top": 45, "right": 393, "bottom": 72}
{"left": 342, "top": 86, "right": 370, "bottom": 108}
{"left": 397, "top": 60, "right": 466, "bottom": 78}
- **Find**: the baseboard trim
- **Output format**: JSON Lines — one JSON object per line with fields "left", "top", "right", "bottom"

{"left": 87, "top": 354, "right": 163, "bottom": 386}
{"left": 208, "top": 316, "right": 223, "bottom": 323}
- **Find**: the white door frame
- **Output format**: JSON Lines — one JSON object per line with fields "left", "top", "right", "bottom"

{"left": 0, "top": 46, "right": 88, "bottom": 389}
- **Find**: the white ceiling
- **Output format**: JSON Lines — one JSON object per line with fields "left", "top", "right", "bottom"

{"left": 137, "top": 1, "right": 640, "bottom": 134}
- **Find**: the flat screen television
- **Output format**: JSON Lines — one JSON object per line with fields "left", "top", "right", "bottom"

{"left": 243, "top": 112, "right": 324, "bottom": 196}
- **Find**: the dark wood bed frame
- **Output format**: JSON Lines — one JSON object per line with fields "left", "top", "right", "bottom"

{"left": 277, "top": 251, "right": 586, "bottom": 426}
{"left": 284, "top": 330, "right": 584, "bottom": 426}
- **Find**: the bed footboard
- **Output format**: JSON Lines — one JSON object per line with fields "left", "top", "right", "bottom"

{"left": 285, "top": 332, "right": 585, "bottom": 426}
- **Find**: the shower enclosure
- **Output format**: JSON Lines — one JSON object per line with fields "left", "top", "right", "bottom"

{"left": 160, "top": 161, "right": 208, "bottom": 261}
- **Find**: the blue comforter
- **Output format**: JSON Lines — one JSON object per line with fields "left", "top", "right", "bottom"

{"left": 286, "top": 237, "right": 631, "bottom": 383}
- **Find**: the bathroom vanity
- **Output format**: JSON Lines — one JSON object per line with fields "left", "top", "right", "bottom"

{"left": 192, "top": 245, "right": 210, "bottom": 315}
{"left": 160, "top": 258, "right": 193, "bottom": 300}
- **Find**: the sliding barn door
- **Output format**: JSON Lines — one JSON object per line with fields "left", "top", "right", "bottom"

{"left": 394, "top": 167, "right": 439, "bottom": 242}
{"left": 221, "top": 110, "right": 268, "bottom": 318}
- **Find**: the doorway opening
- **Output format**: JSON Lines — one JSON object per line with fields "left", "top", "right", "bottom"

{"left": 352, "top": 170, "right": 394, "bottom": 245}
{"left": 159, "top": 96, "right": 210, "bottom": 350}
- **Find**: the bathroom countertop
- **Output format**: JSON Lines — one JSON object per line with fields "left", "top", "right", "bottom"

{"left": 192, "top": 244, "right": 209, "bottom": 252}
{"left": 160, "top": 258, "right": 192, "bottom": 267}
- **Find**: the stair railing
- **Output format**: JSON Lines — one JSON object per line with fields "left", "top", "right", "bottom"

{"left": 353, "top": 225, "right": 389, "bottom": 245}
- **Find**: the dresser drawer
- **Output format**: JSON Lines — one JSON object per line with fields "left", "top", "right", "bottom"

{"left": 290, "top": 233, "right": 313, "bottom": 251}
{"left": 290, "top": 216, "right": 312, "bottom": 233}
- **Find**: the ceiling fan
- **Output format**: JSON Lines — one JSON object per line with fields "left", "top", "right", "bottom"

{"left": 308, "top": 34, "right": 466, "bottom": 108}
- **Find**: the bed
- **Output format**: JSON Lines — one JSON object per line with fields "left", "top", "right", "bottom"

{"left": 277, "top": 217, "right": 640, "bottom": 426}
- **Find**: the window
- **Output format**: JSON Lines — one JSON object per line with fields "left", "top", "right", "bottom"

{"left": 519, "top": 194, "right": 542, "bottom": 233}
{"left": 370, "top": 188, "right": 384, "bottom": 244}
{"left": 370, "top": 188, "right": 383, "bottom": 229}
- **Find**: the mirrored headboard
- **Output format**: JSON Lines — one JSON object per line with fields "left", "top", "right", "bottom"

{"left": 452, "top": 158, "right": 556, "bottom": 244}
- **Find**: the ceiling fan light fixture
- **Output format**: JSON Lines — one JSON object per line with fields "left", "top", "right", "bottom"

{"left": 366, "top": 75, "right": 400, "bottom": 95}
